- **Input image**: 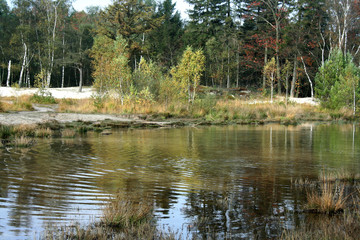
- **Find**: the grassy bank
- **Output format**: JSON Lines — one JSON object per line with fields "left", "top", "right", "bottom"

{"left": 1, "top": 92, "right": 358, "bottom": 124}
{"left": 56, "top": 96, "right": 357, "bottom": 124}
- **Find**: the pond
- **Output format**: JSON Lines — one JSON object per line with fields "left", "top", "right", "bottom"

{"left": 0, "top": 123, "right": 359, "bottom": 239}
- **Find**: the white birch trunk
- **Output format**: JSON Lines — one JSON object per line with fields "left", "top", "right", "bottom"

{"left": 300, "top": 55, "right": 314, "bottom": 98}
{"left": 62, "top": 31, "right": 65, "bottom": 88}
{"left": 78, "top": 66, "right": 83, "bottom": 92}
{"left": 6, "top": 60, "right": 11, "bottom": 87}
{"left": 19, "top": 43, "right": 27, "bottom": 87}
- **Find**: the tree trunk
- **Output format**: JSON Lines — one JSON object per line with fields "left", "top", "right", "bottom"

{"left": 78, "top": 66, "right": 83, "bottom": 93}
{"left": 227, "top": 46, "right": 230, "bottom": 89}
{"left": 300, "top": 55, "right": 314, "bottom": 98}
{"left": 263, "top": 45, "right": 268, "bottom": 91}
{"left": 26, "top": 67, "right": 30, "bottom": 88}
{"left": 285, "top": 67, "right": 290, "bottom": 106}
{"left": 236, "top": 46, "right": 240, "bottom": 88}
{"left": 353, "top": 85, "right": 356, "bottom": 116}
{"left": 6, "top": 60, "right": 11, "bottom": 87}
{"left": 19, "top": 43, "right": 27, "bottom": 87}
{"left": 276, "top": 22, "right": 281, "bottom": 94}
{"left": 290, "top": 54, "right": 298, "bottom": 98}
{"left": 271, "top": 73, "right": 274, "bottom": 103}
{"left": 62, "top": 31, "right": 65, "bottom": 88}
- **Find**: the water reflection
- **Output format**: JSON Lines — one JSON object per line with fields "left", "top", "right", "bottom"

{"left": 0, "top": 124, "right": 359, "bottom": 238}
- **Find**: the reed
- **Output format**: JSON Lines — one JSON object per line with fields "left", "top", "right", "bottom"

{"left": 11, "top": 136, "right": 34, "bottom": 147}
{"left": 61, "top": 129, "right": 76, "bottom": 138}
{"left": 102, "top": 193, "right": 153, "bottom": 229}
{"left": 0, "top": 125, "right": 14, "bottom": 139}
{"left": 13, "top": 124, "right": 37, "bottom": 137}
{"left": 319, "top": 169, "right": 360, "bottom": 182}
{"left": 35, "top": 128, "right": 53, "bottom": 138}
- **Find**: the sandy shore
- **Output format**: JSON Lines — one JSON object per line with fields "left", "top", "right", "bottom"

{"left": 0, "top": 86, "right": 95, "bottom": 99}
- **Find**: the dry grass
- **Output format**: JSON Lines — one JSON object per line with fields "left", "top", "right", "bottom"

{"left": 13, "top": 124, "right": 37, "bottom": 137}
{"left": 306, "top": 182, "right": 347, "bottom": 214}
{"left": 1, "top": 95, "right": 34, "bottom": 112}
{"left": 35, "top": 128, "right": 53, "bottom": 138}
{"left": 54, "top": 96, "right": 360, "bottom": 123}
{"left": 282, "top": 210, "right": 360, "bottom": 240}
{"left": 61, "top": 129, "right": 76, "bottom": 138}
{"left": 319, "top": 169, "right": 360, "bottom": 182}
{"left": 102, "top": 193, "right": 153, "bottom": 229}
{"left": 11, "top": 136, "right": 34, "bottom": 147}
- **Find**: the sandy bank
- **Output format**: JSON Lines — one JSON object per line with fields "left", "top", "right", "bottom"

{"left": 0, "top": 87, "right": 95, "bottom": 99}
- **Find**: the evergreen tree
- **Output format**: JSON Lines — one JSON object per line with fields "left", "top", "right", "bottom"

{"left": 315, "top": 49, "right": 359, "bottom": 109}
{"left": 97, "top": 0, "right": 163, "bottom": 69}
{"left": 149, "top": 0, "right": 184, "bottom": 69}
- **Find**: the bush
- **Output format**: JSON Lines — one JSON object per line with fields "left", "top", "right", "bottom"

{"left": 315, "top": 49, "right": 360, "bottom": 110}
{"left": 30, "top": 89, "right": 57, "bottom": 104}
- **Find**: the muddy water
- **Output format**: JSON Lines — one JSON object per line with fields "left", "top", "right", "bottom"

{"left": 0, "top": 124, "right": 359, "bottom": 239}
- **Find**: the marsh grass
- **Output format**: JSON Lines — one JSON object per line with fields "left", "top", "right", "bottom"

{"left": 61, "top": 129, "right": 76, "bottom": 138}
{"left": 0, "top": 125, "right": 14, "bottom": 139}
{"left": 305, "top": 182, "right": 347, "bottom": 214}
{"left": 13, "top": 124, "right": 37, "bottom": 137}
{"left": 282, "top": 210, "right": 360, "bottom": 240}
{"left": 102, "top": 193, "right": 153, "bottom": 229}
{"left": 41, "top": 191, "right": 182, "bottom": 240}
{"left": 11, "top": 136, "right": 34, "bottom": 147}
{"left": 285, "top": 170, "right": 360, "bottom": 239}
{"left": 35, "top": 128, "right": 53, "bottom": 138}
{"left": 319, "top": 169, "right": 360, "bottom": 182}
{"left": 56, "top": 96, "right": 352, "bottom": 123}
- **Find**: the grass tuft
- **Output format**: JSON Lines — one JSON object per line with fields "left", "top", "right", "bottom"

{"left": 35, "top": 128, "right": 53, "bottom": 138}
{"left": 13, "top": 124, "right": 37, "bottom": 137}
{"left": 305, "top": 182, "right": 347, "bottom": 214}
{"left": 11, "top": 136, "right": 34, "bottom": 147}
{"left": 61, "top": 129, "right": 76, "bottom": 138}
{"left": 102, "top": 193, "right": 153, "bottom": 229}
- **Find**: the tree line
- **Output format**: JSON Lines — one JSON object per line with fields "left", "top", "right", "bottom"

{"left": 0, "top": 0, "right": 359, "bottom": 108}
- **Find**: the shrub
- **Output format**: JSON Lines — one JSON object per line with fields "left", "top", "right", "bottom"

{"left": 30, "top": 90, "right": 57, "bottom": 104}
{"left": 315, "top": 49, "right": 360, "bottom": 110}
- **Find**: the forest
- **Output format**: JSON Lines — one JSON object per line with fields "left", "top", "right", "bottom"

{"left": 0, "top": 0, "right": 359, "bottom": 110}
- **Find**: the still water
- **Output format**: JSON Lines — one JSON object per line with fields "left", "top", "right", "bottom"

{"left": 0, "top": 124, "right": 359, "bottom": 239}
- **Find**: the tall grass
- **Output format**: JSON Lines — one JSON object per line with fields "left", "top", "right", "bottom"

{"left": 56, "top": 96, "right": 356, "bottom": 123}
{"left": 61, "top": 129, "right": 76, "bottom": 138}
{"left": 11, "top": 136, "right": 34, "bottom": 147}
{"left": 305, "top": 182, "right": 347, "bottom": 214}
{"left": 1, "top": 96, "right": 34, "bottom": 111}
{"left": 13, "top": 124, "right": 37, "bottom": 137}
{"left": 35, "top": 128, "right": 53, "bottom": 138}
{"left": 102, "top": 193, "right": 153, "bottom": 229}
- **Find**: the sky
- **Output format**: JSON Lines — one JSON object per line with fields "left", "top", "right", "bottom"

{"left": 6, "top": 0, "right": 190, "bottom": 19}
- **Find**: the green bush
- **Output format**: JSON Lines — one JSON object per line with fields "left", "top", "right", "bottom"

{"left": 315, "top": 49, "right": 360, "bottom": 110}
{"left": 30, "top": 90, "right": 57, "bottom": 104}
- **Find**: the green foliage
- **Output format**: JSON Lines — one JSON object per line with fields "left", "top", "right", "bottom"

{"left": 91, "top": 35, "right": 132, "bottom": 103}
{"left": 91, "top": 92, "right": 107, "bottom": 110}
{"left": 30, "top": 90, "right": 57, "bottom": 104}
{"left": 159, "top": 76, "right": 183, "bottom": 104}
{"left": 133, "top": 58, "right": 162, "bottom": 98}
{"left": 171, "top": 46, "right": 206, "bottom": 103}
{"left": 264, "top": 57, "right": 276, "bottom": 102}
{"left": 0, "top": 125, "right": 13, "bottom": 139}
{"left": 315, "top": 49, "right": 360, "bottom": 109}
